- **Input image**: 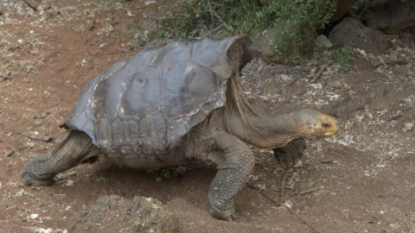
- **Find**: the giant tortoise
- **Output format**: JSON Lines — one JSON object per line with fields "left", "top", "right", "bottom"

{"left": 21, "top": 35, "right": 338, "bottom": 220}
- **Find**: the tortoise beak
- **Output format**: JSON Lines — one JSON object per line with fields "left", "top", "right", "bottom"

{"left": 324, "top": 123, "right": 338, "bottom": 137}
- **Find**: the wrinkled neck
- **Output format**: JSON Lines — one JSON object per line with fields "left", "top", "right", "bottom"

{"left": 220, "top": 76, "right": 303, "bottom": 149}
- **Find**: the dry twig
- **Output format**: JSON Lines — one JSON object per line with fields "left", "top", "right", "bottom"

{"left": 247, "top": 183, "right": 281, "bottom": 206}
{"left": 297, "top": 186, "right": 322, "bottom": 196}
{"left": 284, "top": 205, "right": 324, "bottom": 233}
{"left": 280, "top": 169, "right": 289, "bottom": 198}
{"left": 22, "top": 132, "right": 52, "bottom": 142}
{"left": 6, "top": 150, "right": 15, "bottom": 157}
{"left": 308, "top": 62, "right": 333, "bottom": 83}
{"left": 22, "top": 0, "right": 38, "bottom": 11}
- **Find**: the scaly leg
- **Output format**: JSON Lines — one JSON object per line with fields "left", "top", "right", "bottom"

{"left": 208, "top": 130, "right": 255, "bottom": 220}
{"left": 273, "top": 138, "right": 306, "bottom": 169}
{"left": 21, "top": 130, "right": 101, "bottom": 185}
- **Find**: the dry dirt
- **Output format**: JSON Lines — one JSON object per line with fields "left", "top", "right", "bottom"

{"left": 0, "top": 1, "right": 414, "bottom": 233}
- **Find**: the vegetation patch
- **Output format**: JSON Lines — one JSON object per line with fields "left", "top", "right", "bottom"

{"left": 335, "top": 41, "right": 354, "bottom": 72}
{"left": 145, "top": 0, "right": 337, "bottom": 62}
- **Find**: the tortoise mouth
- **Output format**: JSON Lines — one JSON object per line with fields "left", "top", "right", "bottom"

{"left": 323, "top": 124, "right": 338, "bottom": 137}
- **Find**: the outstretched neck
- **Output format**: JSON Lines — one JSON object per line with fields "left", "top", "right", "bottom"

{"left": 217, "top": 76, "right": 303, "bottom": 149}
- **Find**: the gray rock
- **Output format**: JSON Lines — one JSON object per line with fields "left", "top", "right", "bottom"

{"left": 69, "top": 195, "right": 178, "bottom": 233}
{"left": 402, "top": 122, "right": 414, "bottom": 132}
{"left": 365, "top": 0, "right": 415, "bottom": 33}
{"left": 254, "top": 22, "right": 314, "bottom": 63}
{"left": 314, "top": 35, "right": 333, "bottom": 49}
{"left": 329, "top": 17, "right": 389, "bottom": 55}
{"left": 327, "top": 79, "right": 345, "bottom": 89}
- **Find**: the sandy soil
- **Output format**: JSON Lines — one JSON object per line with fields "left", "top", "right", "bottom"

{"left": 0, "top": 1, "right": 414, "bottom": 232}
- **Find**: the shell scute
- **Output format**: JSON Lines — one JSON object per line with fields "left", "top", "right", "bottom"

{"left": 64, "top": 35, "right": 251, "bottom": 155}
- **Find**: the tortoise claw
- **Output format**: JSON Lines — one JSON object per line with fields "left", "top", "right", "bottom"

{"left": 208, "top": 193, "right": 235, "bottom": 221}
{"left": 21, "top": 154, "right": 55, "bottom": 186}
{"left": 21, "top": 170, "right": 54, "bottom": 186}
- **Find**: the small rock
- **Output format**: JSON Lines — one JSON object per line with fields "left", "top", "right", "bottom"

{"left": 31, "top": 213, "right": 39, "bottom": 219}
{"left": 321, "top": 159, "right": 334, "bottom": 164}
{"left": 65, "top": 180, "right": 74, "bottom": 186}
{"left": 34, "top": 112, "right": 49, "bottom": 119}
{"left": 249, "top": 175, "right": 259, "bottom": 182}
{"left": 389, "top": 223, "right": 400, "bottom": 230}
{"left": 402, "top": 122, "right": 414, "bottom": 132}
{"left": 25, "top": 141, "right": 36, "bottom": 149}
{"left": 327, "top": 79, "right": 343, "bottom": 89}
{"left": 76, "top": 59, "right": 87, "bottom": 67}
{"left": 284, "top": 200, "right": 293, "bottom": 208}
{"left": 311, "top": 83, "right": 323, "bottom": 89}
{"left": 35, "top": 228, "right": 53, "bottom": 233}
{"left": 314, "top": 35, "right": 333, "bottom": 49}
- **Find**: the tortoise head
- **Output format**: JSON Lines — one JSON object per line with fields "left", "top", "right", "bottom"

{"left": 294, "top": 109, "right": 339, "bottom": 140}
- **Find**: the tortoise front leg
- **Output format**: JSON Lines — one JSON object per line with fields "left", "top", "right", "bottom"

{"left": 208, "top": 131, "right": 255, "bottom": 220}
{"left": 273, "top": 138, "right": 306, "bottom": 169}
{"left": 21, "top": 130, "right": 101, "bottom": 185}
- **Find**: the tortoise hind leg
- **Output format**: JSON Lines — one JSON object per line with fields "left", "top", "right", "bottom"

{"left": 21, "top": 130, "right": 101, "bottom": 186}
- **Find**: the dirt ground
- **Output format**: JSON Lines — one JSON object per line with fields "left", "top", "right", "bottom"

{"left": 0, "top": 1, "right": 414, "bottom": 232}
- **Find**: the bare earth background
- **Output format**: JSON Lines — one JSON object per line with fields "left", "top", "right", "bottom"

{"left": 0, "top": 1, "right": 414, "bottom": 232}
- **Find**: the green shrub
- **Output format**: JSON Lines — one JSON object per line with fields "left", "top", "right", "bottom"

{"left": 147, "top": 0, "right": 336, "bottom": 62}
{"left": 334, "top": 41, "right": 354, "bottom": 72}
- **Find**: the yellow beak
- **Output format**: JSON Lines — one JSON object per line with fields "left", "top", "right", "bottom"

{"left": 324, "top": 125, "right": 338, "bottom": 136}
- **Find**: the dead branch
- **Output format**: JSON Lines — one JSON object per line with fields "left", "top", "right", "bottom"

{"left": 297, "top": 186, "right": 322, "bottom": 196}
{"left": 22, "top": 0, "right": 38, "bottom": 11}
{"left": 308, "top": 62, "right": 333, "bottom": 83}
{"left": 280, "top": 169, "right": 289, "bottom": 198}
{"left": 22, "top": 132, "right": 52, "bottom": 142}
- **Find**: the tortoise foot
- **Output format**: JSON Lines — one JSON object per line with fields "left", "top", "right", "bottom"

{"left": 21, "top": 170, "right": 54, "bottom": 186}
{"left": 21, "top": 154, "right": 55, "bottom": 186}
{"left": 208, "top": 193, "right": 235, "bottom": 221}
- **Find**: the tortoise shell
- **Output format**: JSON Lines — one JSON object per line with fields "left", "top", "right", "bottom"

{"left": 64, "top": 35, "right": 251, "bottom": 155}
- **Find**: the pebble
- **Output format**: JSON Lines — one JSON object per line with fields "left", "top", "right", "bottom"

{"left": 327, "top": 80, "right": 344, "bottom": 89}
{"left": 249, "top": 175, "right": 259, "bottom": 181}
{"left": 314, "top": 35, "right": 333, "bottom": 49}
{"left": 321, "top": 159, "right": 334, "bottom": 164}
{"left": 402, "top": 122, "right": 414, "bottom": 132}
{"left": 65, "top": 180, "right": 74, "bottom": 186}
{"left": 34, "top": 228, "right": 52, "bottom": 233}
{"left": 311, "top": 83, "right": 323, "bottom": 89}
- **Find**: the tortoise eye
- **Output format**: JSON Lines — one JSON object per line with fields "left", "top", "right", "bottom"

{"left": 322, "top": 123, "right": 331, "bottom": 128}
